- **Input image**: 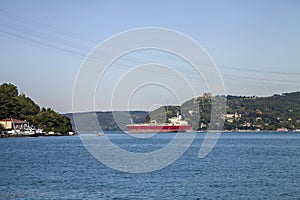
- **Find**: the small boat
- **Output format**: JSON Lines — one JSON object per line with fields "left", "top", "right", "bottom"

{"left": 97, "top": 132, "right": 105, "bottom": 136}
{"left": 23, "top": 127, "right": 37, "bottom": 136}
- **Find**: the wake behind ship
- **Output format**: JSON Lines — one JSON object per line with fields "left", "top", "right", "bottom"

{"left": 126, "top": 114, "right": 191, "bottom": 133}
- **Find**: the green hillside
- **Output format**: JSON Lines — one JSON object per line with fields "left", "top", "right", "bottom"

{"left": 148, "top": 92, "right": 300, "bottom": 131}
{"left": 0, "top": 83, "right": 73, "bottom": 133}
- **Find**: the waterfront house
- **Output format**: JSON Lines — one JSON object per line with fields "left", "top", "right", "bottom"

{"left": 0, "top": 118, "right": 27, "bottom": 130}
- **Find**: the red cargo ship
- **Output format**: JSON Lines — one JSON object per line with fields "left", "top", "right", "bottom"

{"left": 126, "top": 115, "right": 191, "bottom": 133}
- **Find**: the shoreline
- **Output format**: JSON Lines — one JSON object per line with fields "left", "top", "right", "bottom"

{"left": 0, "top": 132, "right": 77, "bottom": 138}
{"left": 1, "top": 130, "right": 299, "bottom": 138}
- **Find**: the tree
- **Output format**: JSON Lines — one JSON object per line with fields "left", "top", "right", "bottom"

{"left": 0, "top": 83, "right": 20, "bottom": 119}
{"left": 35, "top": 108, "right": 72, "bottom": 133}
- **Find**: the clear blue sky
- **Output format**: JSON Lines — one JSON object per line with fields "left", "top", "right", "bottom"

{"left": 0, "top": 0, "right": 299, "bottom": 113}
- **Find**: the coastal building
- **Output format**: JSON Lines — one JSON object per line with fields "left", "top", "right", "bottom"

{"left": 225, "top": 113, "right": 242, "bottom": 119}
{"left": 0, "top": 118, "right": 27, "bottom": 130}
{"left": 224, "top": 112, "right": 242, "bottom": 123}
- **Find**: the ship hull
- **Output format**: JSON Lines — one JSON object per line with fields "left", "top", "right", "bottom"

{"left": 126, "top": 125, "right": 191, "bottom": 133}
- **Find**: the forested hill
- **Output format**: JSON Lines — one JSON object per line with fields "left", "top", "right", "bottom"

{"left": 0, "top": 83, "right": 73, "bottom": 133}
{"left": 223, "top": 92, "right": 300, "bottom": 130}
{"left": 149, "top": 92, "right": 300, "bottom": 131}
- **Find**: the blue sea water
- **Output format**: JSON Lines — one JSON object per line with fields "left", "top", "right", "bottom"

{"left": 0, "top": 132, "right": 300, "bottom": 199}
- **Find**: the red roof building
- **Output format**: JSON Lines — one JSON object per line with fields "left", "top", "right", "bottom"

{"left": 0, "top": 118, "right": 26, "bottom": 130}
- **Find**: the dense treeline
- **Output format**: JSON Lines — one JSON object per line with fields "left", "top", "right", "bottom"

{"left": 0, "top": 83, "right": 73, "bottom": 133}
